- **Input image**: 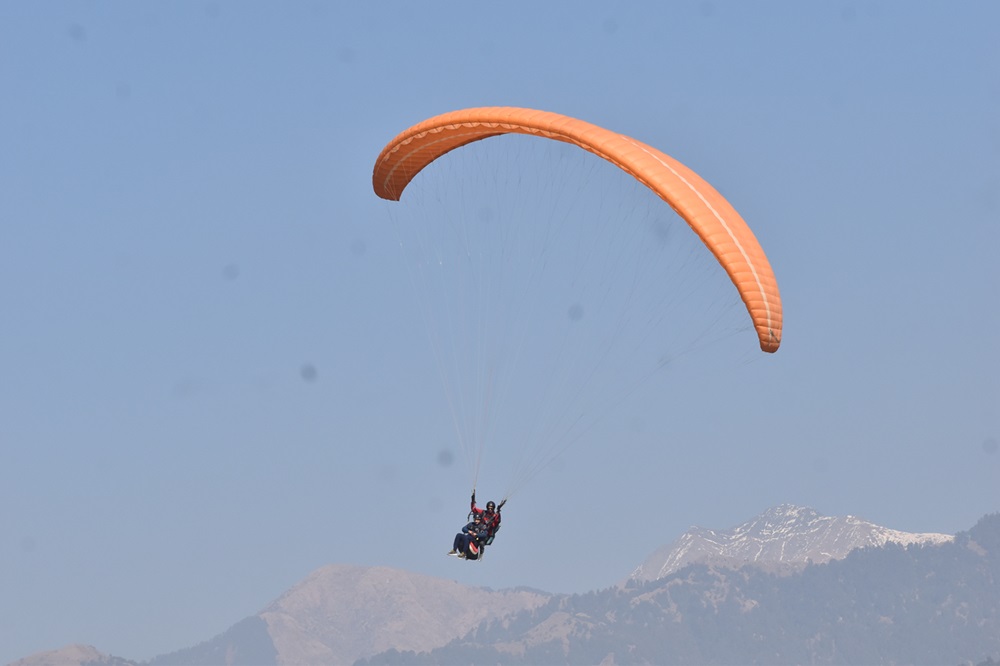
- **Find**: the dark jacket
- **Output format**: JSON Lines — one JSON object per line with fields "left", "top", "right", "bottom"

{"left": 462, "top": 520, "right": 491, "bottom": 542}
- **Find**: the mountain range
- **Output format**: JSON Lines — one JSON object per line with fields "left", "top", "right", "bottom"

{"left": 628, "top": 503, "right": 954, "bottom": 582}
{"left": 11, "top": 506, "right": 998, "bottom": 666}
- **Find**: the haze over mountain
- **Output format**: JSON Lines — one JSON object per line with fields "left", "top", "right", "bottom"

{"left": 10, "top": 507, "right": 996, "bottom": 666}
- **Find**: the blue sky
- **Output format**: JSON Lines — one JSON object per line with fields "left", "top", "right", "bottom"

{"left": 1, "top": 1, "right": 997, "bottom": 662}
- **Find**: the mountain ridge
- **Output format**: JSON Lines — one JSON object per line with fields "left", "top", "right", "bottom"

{"left": 255, "top": 564, "right": 549, "bottom": 665}
{"left": 9, "top": 505, "right": 979, "bottom": 666}
{"left": 361, "top": 513, "right": 999, "bottom": 665}
{"left": 629, "top": 503, "right": 953, "bottom": 583}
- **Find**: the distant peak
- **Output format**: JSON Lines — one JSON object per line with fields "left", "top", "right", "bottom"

{"left": 630, "top": 505, "right": 953, "bottom": 583}
{"left": 737, "top": 505, "right": 825, "bottom": 535}
{"left": 759, "top": 504, "right": 821, "bottom": 520}
{"left": 8, "top": 644, "right": 109, "bottom": 666}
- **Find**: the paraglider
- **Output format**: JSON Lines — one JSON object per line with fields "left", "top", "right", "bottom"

{"left": 373, "top": 107, "right": 783, "bottom": 559}
{"left": 448, "top": 491, "right": 504, "bottom": 560}
{"left": 373, "top": 106, "right": 782, "bottom": 354}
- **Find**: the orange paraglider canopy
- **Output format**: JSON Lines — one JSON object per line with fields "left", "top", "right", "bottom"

{"left": 373, "top": 107, "right": 781, "bottom": 353}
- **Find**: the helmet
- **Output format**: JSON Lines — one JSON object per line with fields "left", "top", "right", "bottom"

{"left": 486, "top": 501, "right": 496, "bottom": 511}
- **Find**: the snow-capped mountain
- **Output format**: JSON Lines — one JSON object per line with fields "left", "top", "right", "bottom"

{"left": 629, "top": 504, "right": 954, "bottom": 583}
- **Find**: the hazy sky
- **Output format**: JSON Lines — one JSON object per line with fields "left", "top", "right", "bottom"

{"left": 2, "top": 1, "right": 997, "bottom": 662}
